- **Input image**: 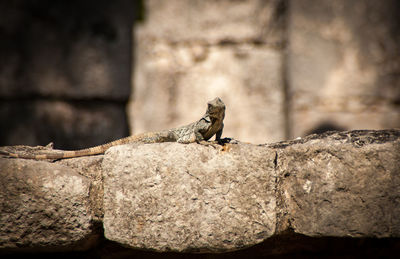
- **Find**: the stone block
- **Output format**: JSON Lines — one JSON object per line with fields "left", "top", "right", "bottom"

{"left": 103, "top": 142, "right": 277, "bottom": 252}
{"left": 0, "top": 158, "right": 95, "bottom": 251}
{"left": 274, "top": 130, "right": 400, "bottom": 237}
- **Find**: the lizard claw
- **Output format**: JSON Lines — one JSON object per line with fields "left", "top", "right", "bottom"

{"left": 217, "top": 137, "right": 232, "bottom": 145}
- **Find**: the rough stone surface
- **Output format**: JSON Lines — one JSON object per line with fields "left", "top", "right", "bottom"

{"left": 0, "top": 158, "right": 95, "bottom": 251}
{"left": 1, "top": 129, "right": 399, "bottom": 257}
{"left": 288, "top": 0, "right": 400, "bottom": 137}
{"left": 57, "top": 156, "right": 104, "bottom": 221}
{"left": 272, "top": 130, "right": 400, "bottom": 237}
{"left": 103, "top": 142, "right": 277, "bottom": 252}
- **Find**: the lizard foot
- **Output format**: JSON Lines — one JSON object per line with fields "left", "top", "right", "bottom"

{"left": 218, "top": 137, "right": 234, "bottom": 145}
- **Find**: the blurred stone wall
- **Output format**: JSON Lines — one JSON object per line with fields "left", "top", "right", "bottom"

{"left": 288, "top": 0, "right": 400, "bottom": 138}
{"left": 0, "top": 0, "right": 137, "bottom": 149}
{"left": 1, "top": 0, "right": 399, "bottom": 147}
{"left": 129, "top": 0, "right": 287, "bottom": 144}
{"left": 130, "top": 0, "right": 400, "bottom": 144}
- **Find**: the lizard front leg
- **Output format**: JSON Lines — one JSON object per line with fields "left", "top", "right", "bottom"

{"left": 215, "top": 123, "right": 224, "bottom": 144}
{"left": 194, "top": 129, "right": 222, "bottom": 149}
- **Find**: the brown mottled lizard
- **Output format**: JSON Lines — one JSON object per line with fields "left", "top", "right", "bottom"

{"left": 0, "top": 97, "right": 226, "bottom": 160}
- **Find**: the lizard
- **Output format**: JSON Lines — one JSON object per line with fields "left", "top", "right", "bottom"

{"left": 0, "top": 97, "right": 226, "bottom": 160}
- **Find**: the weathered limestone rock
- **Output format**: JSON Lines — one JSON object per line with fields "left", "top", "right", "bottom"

{"left": 1, "top": 129, "right": 399, "bottom": 256}
{"left": 288, "top": 0, "right": 400, "bottom": 137}
{"left": 103, "top": 142, "right": 277, "bottom": 252}
{"left": 57, "top": 156, "right": 104, "bottom": 221}
{"left": 0, "top": 158, "right": 95, "bottom": 251}
{"left": 272, "top": 130, "right": 400, "bottom": 237}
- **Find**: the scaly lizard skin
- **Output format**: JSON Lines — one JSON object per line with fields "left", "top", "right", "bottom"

{"left": 0, "top": 97, "right": 225, "bottom": 160}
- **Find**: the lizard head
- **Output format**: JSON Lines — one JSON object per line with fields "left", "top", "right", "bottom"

{"left": 207, "top": 97, "right": 225, "bottom": 119}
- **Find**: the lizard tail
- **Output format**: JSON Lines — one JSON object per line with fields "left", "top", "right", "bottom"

{"left": 0, "top": 131, "right": 172, "bottom": 160}
{"left": 0, "top": 147, "right": 104, "bottom": 159}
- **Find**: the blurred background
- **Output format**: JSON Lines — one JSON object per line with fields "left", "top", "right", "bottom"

{"left": 0, "top": 0, "right": 399, "bottom": 149}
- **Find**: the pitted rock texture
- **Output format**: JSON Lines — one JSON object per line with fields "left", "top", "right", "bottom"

{"left": 103, "top": 143, "right": 277, "bottom": 252}
{"left": 0, "top": 159, "right": 94, "bottom": 251}
{"left": 273, "top": 130, "right": 400, "bottom": 237}
{"left": 0, "top": 129, "right": 399, "bottom": 257}
{"left": 57, "top": 156, "right": 105, "bottom": 221}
